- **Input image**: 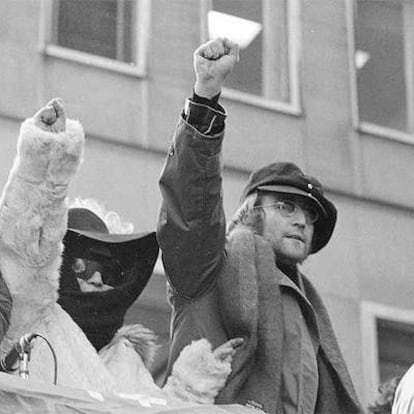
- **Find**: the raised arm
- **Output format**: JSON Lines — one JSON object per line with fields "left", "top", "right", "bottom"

{"left": 157, "top": 39, "right": 239, "bottom": 299}
{"left": 0, "top": 99, "right": 84, "bottom": 301}
{"left": 193, "top": 38, "right": 240, "bottom": 99}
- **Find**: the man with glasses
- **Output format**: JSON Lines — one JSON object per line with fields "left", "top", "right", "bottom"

{"left": 157, "top": 38, "right": 364, "bottom": 413}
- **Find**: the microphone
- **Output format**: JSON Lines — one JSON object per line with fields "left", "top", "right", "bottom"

{"left": 0, "top": 333, "right": 37, "bottom": 373}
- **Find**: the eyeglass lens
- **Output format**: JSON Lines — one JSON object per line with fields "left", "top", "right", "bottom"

{"left": 264, "top": 201, "right": 319, "bottom": 223}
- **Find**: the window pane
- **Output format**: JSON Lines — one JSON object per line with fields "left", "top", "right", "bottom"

{"left": 377, "top": 318, "right": 414, "bottom": 383}
{"left": 354, "top": 0, "right": 408, "bottom": 131}
{"left": 212, "top": 0, "right": 263, "bottom": 96}
{"left": 211, "top": 0, "right": 291, "bottom": 103}
{"left": 121, "top": 1, "right": 134, "bottom": 63}
{"left": 55, "top": 0, "right": 134, "bottom": 63}
{"left": 268, "top": 0, "right": 289, "bottom": 102}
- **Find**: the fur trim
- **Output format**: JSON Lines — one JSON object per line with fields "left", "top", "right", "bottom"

{"left": 163, "top": 338, "right": 231, "bottom": 404}
{"left": 15, "top": 117, "right": 84, "bottom": 186}
{"left": 0, "top": 116, "right": 84, "bottom": 268}
{"left": 100, "top": 324, "right": 160, "bottom": 369}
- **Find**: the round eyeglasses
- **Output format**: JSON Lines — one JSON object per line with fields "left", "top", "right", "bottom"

{"left": 257, "top": 200, "right": 319, "bottom": 224}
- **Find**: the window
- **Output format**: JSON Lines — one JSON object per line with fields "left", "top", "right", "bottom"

{"left": 361, "top": 302, "right": 414, "bottom": 405}
{"left": 41, "top": 0, "right": 149, "bottom": 76}
{"left": 55, "top": 0, "right": 133, "bottom": 63}
{"left": 349, "top": 0, "right": 414, "bottom": 142}
{"left": 202, "top": 0, "right": 301, "bottom": 114}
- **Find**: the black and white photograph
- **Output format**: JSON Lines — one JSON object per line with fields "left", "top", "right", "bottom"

{"left": 0, "top": 1, "right": 413, "bottom": 413}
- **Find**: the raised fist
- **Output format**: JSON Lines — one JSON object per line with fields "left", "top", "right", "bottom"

{"left": 193, "top": 38, "right": 239, "bottom": 99}
{"left": 34, "top": 98, "right": 66, "bottom": 134}
{"left": 16, "top": 98, "right": 84, "bottom": 185}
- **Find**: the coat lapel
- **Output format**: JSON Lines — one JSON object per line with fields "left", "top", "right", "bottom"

{"left": 302, "top": 276, "right": 361, "bottom": 407}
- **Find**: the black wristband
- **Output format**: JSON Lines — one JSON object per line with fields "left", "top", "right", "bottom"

{"left": 192, "top": 90, "right": 221, "bottom": 110}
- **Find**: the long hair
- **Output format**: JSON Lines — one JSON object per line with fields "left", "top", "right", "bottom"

{"left": 227, "top": 192, "right": 264, "bottom": 235}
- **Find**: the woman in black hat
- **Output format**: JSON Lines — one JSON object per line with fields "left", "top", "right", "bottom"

{"left": 58, "top": 199, "right": 159, "bottom": 352}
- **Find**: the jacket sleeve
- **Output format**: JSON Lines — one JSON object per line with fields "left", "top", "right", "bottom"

{"left": 0, "top": 274, "right": 11, "bottom": 341}
{"left": 157, "top": 102, "right": 227, "bottom": 300}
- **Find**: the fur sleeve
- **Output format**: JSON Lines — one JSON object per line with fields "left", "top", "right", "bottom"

{"left": 163, "top": 339, "right": 231, "bottom": 405}
{"left": 0, "top": 116, "right": 84, "bottom": 298}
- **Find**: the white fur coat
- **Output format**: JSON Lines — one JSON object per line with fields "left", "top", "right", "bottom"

{"left": 0, "top": 113, "right": 231, "bottom": 405}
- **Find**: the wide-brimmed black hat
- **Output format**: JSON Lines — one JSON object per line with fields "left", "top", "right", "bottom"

{"left": 64, "top": 207, "right": 159, "bottom": 267}
{"left": 58, "top": 207, "right": 159, "bottom": 350}
{"left": 241, "top": 162, "right": 337, "bottom": 253}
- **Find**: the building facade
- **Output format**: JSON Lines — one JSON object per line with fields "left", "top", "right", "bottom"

{"left": 1, "top": 0, "right": 414, "bottom": 406}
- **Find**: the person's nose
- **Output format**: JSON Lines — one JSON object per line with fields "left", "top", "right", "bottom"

{"left": 292, "top": 207, "right": 307, "bottom": 227}
{"left": 87, "top": 271, "right": 104, "bottom": 287}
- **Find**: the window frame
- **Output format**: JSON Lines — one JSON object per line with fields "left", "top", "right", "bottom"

{"left": 361, "top": 301, "right": 414, "bottom": 405}
{"left": 200, "top": 0, "right": 302, "bottom": 115}
{"left": 347, "top": 0, "right": 414, "bottom": 144}
{"left": 39, "top": 0, "right": 150, "bottom": 77}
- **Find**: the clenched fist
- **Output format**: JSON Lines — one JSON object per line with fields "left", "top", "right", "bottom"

{"left": 193, "top": 38, "right": 239, "bottom": 99}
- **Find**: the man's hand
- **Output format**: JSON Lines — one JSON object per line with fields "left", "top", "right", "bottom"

{"left": 212, "top": 337, "right": 244, "bottom": 364}
{"left": 34, "top": 98, "right": 66, "bottom": 133}
{"left": 193, "top": 38, "right": 239, "bottom": 99}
